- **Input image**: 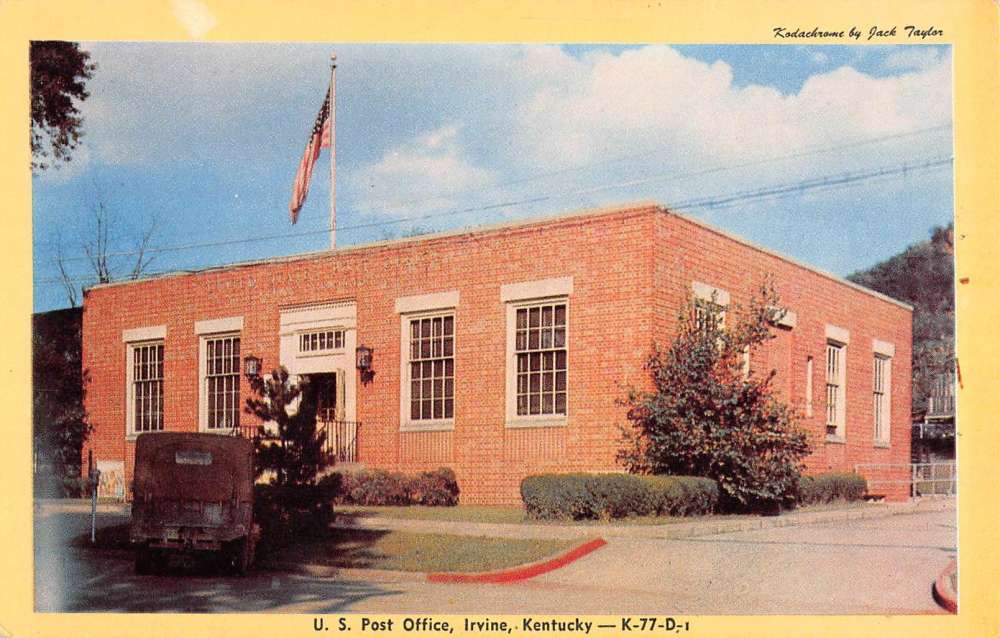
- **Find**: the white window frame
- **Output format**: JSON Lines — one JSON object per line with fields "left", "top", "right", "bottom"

{"left": 825, "top": 340, "right": 847, "bottom": 441}
{"left": 399, "top": 310, "right": 456, "bottom": 432}
{"left": 872, "top": 339, "right": 894, "bottom": 447}
{"left": 395, "top": 291, "right": 459, "bottom": 432}
{"left": 692, "top": 281, "right": 728, "bottom": 337}
{"left": 873, "top": 354, "right": 891, "bottom": 446}
{"left": 198, "top": 332, "right": 242, "bottom": 433}
{"left": 125, "top": 339, "right": 165, "bottom": 438}
{"left": 505, "top": 298, "right": 570, "bottom": 428}
{"left": 501, "top": 277, "right": 573, "bottom": 428}
{"left": 298, "top": 328, "right": 346, "bottom": 355}
{"left": 805, "top": 356, "right": 814, "bottom": 418}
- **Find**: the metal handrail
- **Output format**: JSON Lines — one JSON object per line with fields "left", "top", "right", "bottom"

{"left": 230, "top": 419, "right": 360, "bottom": 464}
{"left": 853, "top": 461, "right": 956, "bottom": 497}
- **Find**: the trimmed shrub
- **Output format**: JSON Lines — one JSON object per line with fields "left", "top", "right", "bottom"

{"left": 333, "top": 467, "right": 459, "bottom": 506}
{"left": 411, "top": 468, "right": 460, "bottom": 506}
{"left": 797, "top": 472, "right": 867, "bottom": 505}
{"left": 520, "top": 474, "right": 594, "bottom": 520}
{"left": 645, "top": 476, "right": 719, "bottom": 516}
{"left": 339, "top": 469, "right": 412, "bottom": 505}
{"left": 520, "top": 473, "right": 719, "bottom": 520}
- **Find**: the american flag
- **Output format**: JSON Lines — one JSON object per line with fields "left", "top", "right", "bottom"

{"left": 288, "top": 89, "right": 332, "bottom": 224}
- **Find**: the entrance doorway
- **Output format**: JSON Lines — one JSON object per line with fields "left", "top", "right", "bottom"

{"left": 307, "top": 372, "right": 338, "bottom": 423}
{"left": 302, "top": 370, "right": 357, "bottom": 464}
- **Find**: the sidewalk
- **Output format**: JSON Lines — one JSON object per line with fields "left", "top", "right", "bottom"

{"left": 333, "top": 498, "right": 955, "bottom": 541}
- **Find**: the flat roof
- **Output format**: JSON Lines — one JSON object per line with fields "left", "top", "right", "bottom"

{"left": 86, "top": 201, "right": 913, "bottom": 311}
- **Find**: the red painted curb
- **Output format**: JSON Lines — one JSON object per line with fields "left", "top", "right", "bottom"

{"left": 427, "top": 537, "right": 607, "bottom": 584}
{"left": 932, "top": 559, "right": 957, "bottom": 614}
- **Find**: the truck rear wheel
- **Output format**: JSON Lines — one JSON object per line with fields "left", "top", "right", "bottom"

{"left": 228, "top": 537, "right": 253, "bottom": 576}
{"left": 135, "top": 545, "right": 155, "bottom": 575}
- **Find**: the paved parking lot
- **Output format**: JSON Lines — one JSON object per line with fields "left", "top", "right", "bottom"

{"left": 34, "top": 502, "right": 955, "bottom": 614}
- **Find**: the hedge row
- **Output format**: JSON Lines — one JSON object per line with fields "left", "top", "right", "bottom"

{"left": 521, "top": 471, "right": 869, "bottom": 520}
{"left": 333, "top": 467, "right": 460, "bottom": 506}
{"left": 797, "top": 472, "right": 867, "bottom": 505}
{"left": 520, "top": 473, "right": 719, "bottom": 520}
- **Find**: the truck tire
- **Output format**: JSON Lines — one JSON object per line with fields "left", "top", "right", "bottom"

{"left": 135, "top": 545, "right": 154, "bottom": 575}
{"left": 229, "top": 538, "right": 252, "bottom": 576}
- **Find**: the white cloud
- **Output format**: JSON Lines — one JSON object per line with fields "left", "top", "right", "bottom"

{"left": 350, "top": 124, "right": 496, "bottom": 217}
{"left": 506, "top": 45, "right": 951, "bottom": 171}
{"left": 67, "top": 43, "right": 952, "bottom": 226}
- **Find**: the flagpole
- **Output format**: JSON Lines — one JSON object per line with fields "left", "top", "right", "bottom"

{"left": 329, "top": 53, "right": 337, "bottom": 249}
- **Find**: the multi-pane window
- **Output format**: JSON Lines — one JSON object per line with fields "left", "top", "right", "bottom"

{"left": 407, "top": 315, "right": 454, "bottom": 421}
{"left": 805, "top": 356, "right": 814, "bottom": 418}
{"left": 205, "top": 335, "right": 240, "bottom": 430}
{"left": 694, "top": 299, "right": 725, "bottom": 336}
{"left": 826, "top": 342, "right": 845, "bottom": 435}
{"left": 300, "top": 329, "right": 344, "bottom": 353}
{"left": 515, "top": 302, "right": 567, "bottom": 416}
{"left": 131, "top": 342, "right": 164, "bottom": 433}
{"left": 873, "top": 355, "right": 891, "bottom": 443}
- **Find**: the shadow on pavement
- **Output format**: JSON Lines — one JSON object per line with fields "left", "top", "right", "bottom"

{"left": 35, "top": 507, "right": 402, "bottom": 613}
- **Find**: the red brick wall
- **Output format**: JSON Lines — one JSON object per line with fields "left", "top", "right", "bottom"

{"left": 653, "top": 213, "right": 912, "bottom": 500}
{"left": 82, "top": 204, "right": 912, "bottom": 504}
{"left": 82, "top": 205, "right": 657, "bottom": 505}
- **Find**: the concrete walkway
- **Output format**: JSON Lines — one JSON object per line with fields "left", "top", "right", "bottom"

{"left": 334, "top": 498, "right": 955, "bottom": 540}
{"left": 35, "top": 498, "right": 955, "bottom": 613}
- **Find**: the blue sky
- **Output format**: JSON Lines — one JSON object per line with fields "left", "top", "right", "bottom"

{"left": 32, "top": 43, "right": 953, "bottom": 312}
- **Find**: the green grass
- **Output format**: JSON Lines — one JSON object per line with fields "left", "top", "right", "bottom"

{"left": 337, "top": 500, "right": 873, "bottom": 526}
{"left": 75, "top": 522, "right": 579, "bottom": 573}
{"left": 338, "top": 504, "right": 527, "bottom": 524}
{"left": 272, "top": 528, "right": 578, "bottom": 573}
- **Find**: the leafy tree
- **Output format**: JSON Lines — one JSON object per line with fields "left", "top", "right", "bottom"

{"left": 244, "top": 367, "right": 327, "bottom": 487}
{"left": 619, "top": 284, "right": 811, "bottom": 511}
{"left": 30, "top": 41, "right": 96, "bottom": 171}
{"left": 32, "top": 308, "right": 91, "bottom": 495}
{"left": 847, "top": 224, "right": 954, "bottom": 415}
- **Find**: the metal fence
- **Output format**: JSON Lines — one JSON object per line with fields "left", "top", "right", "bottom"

{"left": 231, "top": 419, "right": 360, "bottom": 464}
{"left": 854, "top": 462, "right": 956, "bottom": 497}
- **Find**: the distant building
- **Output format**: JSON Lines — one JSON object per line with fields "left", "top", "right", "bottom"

{"left": 912, "top": 369, "right": 956, "bottom": 463}
{"left": 81, "top": 203, "right": 914, "bottom": 503}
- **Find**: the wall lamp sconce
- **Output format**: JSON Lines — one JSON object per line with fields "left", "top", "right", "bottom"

{"left": 243, "top": 354, "right": 262, "bottom": 379}
{"left": 355, "top": 345, "right": 373, "bottom": 371}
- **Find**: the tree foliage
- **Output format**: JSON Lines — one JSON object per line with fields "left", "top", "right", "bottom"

{"left": 847, "top": 224, "right": 954, "bottom": 415}
{"left": 619, "top": 284, "right": 811, "bottom": 511}
{"left": 244, "top": 367, "right": 327, "bottom": 487}
{"left": 30, "top": 41, "right": 96, "bottom": 170}
{"left": 33, "top": 308, "right": 91, "bottom": 494}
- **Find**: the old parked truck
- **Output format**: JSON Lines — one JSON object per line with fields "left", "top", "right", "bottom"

{"left": 130, "top": 432, "right": 258, "bottom": 575}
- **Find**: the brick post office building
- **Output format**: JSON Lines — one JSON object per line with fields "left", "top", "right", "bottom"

{"left": 81, "top": 202, "right": 913, "bottom": 503}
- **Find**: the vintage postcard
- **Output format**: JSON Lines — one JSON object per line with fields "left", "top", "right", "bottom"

{"left": 2, "top": 1, "right": 997, "bottom": 637}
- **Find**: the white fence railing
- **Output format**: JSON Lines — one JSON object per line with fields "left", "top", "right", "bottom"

{"left": 853, "top": 462, "right": 956, "bottom": 497}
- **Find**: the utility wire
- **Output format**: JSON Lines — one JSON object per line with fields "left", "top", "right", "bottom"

{"left": 36, "top": 155, "right": 953, "bottom": 286}
{"left": 38, "top": 124, "right": 951, "bottom": 268}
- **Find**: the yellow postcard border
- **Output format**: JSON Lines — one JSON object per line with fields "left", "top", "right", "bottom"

{"left": 1, "top": 1, "right": 997, "bottom": 637}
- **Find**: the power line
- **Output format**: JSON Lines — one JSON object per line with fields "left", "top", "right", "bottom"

{"left": 35, "top": 155, "right": 953, "bottom": 286}
{"left": 673, "top": 156, "right": 952, "bottom": 211}
{"left": 357, "top": 123, "right": 951, "bottom": 219}
{"left": 39, "top": 124, "right": 951, "bottom": 271}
